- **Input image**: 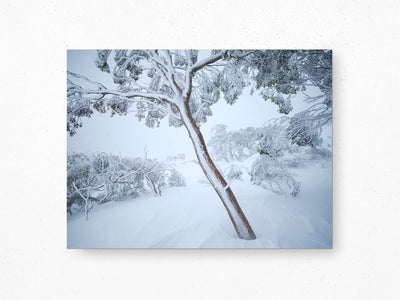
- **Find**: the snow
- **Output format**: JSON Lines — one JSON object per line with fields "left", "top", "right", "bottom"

{"left": 67, "top": 159, "right": 332, "bottom": 248}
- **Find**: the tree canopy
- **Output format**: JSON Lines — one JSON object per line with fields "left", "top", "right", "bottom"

{"left": 67, "top": 50, "right": 331, "bottom": 136}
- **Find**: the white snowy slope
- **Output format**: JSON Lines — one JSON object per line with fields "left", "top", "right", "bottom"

{"left": 67, "top": 160, "right": 332, "bottom": 248}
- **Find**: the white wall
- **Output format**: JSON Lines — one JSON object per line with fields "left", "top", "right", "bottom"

{"left": 1, "top": 0, "right": 399, "bottom": 299}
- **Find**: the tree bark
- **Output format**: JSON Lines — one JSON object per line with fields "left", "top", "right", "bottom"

{"left": 179, "top": 101, "right": 256, "bottom": 240}
{"left": 146, "top": 175, "right": 162, "bottom": 196}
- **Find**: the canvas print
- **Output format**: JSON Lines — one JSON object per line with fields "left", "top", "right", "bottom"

{"left": 67, "top": 50, "right": 332, "bottom": 248}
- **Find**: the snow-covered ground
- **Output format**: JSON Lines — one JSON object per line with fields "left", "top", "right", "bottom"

{"left": 67, "top": 159, "right": 332, "bottom": 248}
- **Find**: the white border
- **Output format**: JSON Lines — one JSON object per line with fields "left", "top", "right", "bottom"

{"left": 1, "top": 0, "right": 399, "bottom": 298}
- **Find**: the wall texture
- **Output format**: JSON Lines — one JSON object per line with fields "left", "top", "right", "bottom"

{"left": 1, "top": 0, "right": 399, "bottom": 299}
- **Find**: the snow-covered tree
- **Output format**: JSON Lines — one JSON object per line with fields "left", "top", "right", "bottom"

{"left": 208, "top": 121, "right": 301, "bottom": 196}
{"left": 208, "top": 117, "right": 330, "bottom": 196}
{"left": 208, "top": 125, "right": 263, "bottom": 162}
{"left": 247, "top": 50, "right": 332, "bottom": 119}
{"left": 67, "top": 153, "right": 111, "bottom": 220}
{"left": 67, "top": 152, "right": 184, "bottom": 219}
{"left": 249, "top": 121, "right": 299, "bottom": 196}
{"left": 251, "top": 155, "right": 300, "bottom": 197}
{"left": 67, "top": 49, "right": 331, "bottom": 240}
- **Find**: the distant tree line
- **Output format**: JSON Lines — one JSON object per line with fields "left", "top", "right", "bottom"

{"left": 208, "top": 121, "right": 331, "bottom": 197}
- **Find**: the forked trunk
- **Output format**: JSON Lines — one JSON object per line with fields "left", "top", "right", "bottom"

{"left": 179, "top": 102, "right": 256, "bottom": 240}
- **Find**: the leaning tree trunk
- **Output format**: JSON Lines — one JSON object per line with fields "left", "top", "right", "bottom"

{"left": 179, "top": 101, "right": 256, "bottom": 240}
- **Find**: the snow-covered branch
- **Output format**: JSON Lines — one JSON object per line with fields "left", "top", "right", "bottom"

{"left": 67, "top": 152, "right": 185, "bottom": 217}
{"left": 190, "top": 51, "right": 227, "bottom": 74}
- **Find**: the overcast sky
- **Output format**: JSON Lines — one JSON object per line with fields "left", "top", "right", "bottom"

{"left": 67, "top": 50, "right": 317, "bottom": 160}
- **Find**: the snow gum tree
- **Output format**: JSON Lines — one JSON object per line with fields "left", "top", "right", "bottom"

{"left": 67, "top": 49, "right": 331, "bottom": 240}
